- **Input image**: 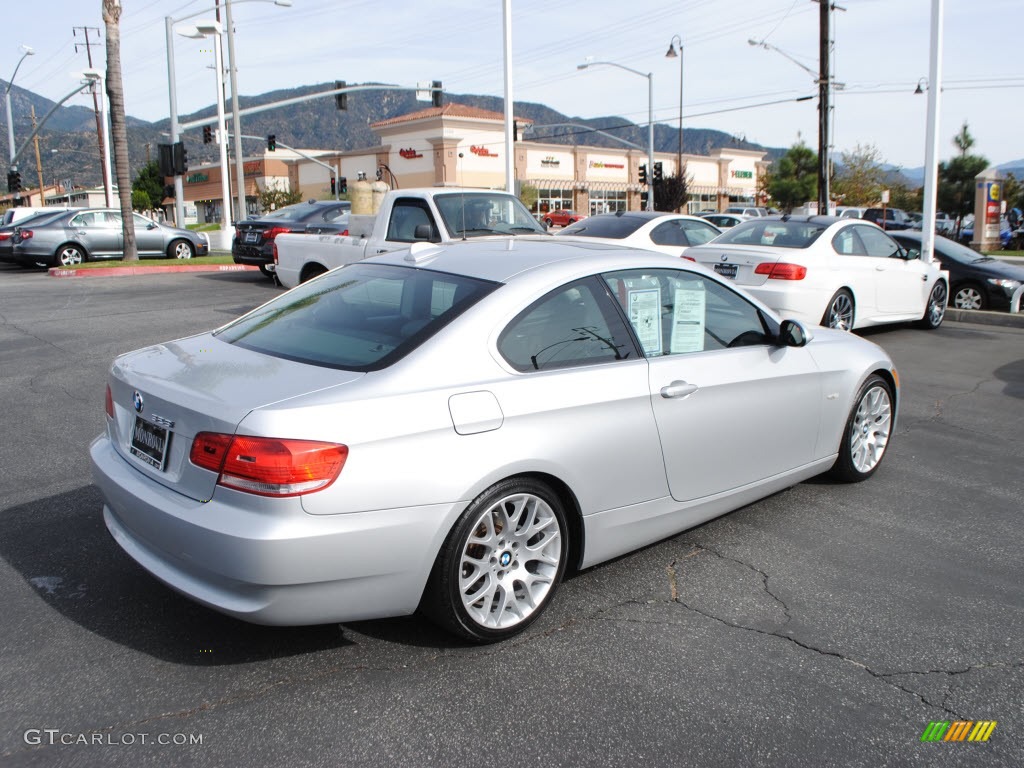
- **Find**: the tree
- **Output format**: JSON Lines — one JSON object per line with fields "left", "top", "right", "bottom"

{"left": 518, "top": 183, "right": 539, "bottom": 213}
{"left": 767, "top": 143, "right": 817, "bottom": 213}
{"left": 131, "top": 188, "right": 152, "bottom": 211}
{"left": 938, "top": 152, "right": 988, "bottom": 232}
{"left": 953, "top": 122, "right": 975, "bottom": 158}
{"left": 257, "top": 185, "right": 302, "bottom": 213}
{"left": 654, "top": 166, "right": 689, "bottom": 213}
{"left": 832, "top": 143, "right": 888, "bottom": 206}
{"left": 132, "top": 160, "right": 163, "bottom": 212}
{"left": 103, "top": 0, "right": 137, "bottom": 260}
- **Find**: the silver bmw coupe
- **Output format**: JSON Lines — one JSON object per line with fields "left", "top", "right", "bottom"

{"left": 91, "top": 238, "right": 898, "bottom": 642}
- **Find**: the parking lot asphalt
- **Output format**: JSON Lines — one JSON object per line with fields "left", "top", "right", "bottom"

{"left": 1, "top": 266, "right": 1021, "bottom": 767}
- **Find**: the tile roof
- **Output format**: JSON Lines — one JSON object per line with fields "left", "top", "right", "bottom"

{"left": 371, "top": 103, "right": 533, "bottom": 129}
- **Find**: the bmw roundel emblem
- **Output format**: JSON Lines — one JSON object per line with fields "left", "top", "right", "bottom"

{"left": 132, "top": 390, "right": 144, "bottom": 414}
{"left": 500, "top": 551, "right": 512, "bottom": 567}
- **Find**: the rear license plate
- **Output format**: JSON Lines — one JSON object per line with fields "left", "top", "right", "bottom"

{"left": 130, "top": 417, "right": 170, "bottom": 470}
{"left": 714, "top": 263, "right": 737, "bottom": 279}
{"left": 244, "top": 231, "right": 259, "bottom": 244}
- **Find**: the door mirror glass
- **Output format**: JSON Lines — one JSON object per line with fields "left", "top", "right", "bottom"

{"left": 779, "top": 319, "right": 812, "bottom": 347}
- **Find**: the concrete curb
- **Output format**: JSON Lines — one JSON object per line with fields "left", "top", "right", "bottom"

{"left": 48, "top": 263, "right": 259, "bottom": 278}
{"left": 946, "top": 308, "right": 1024, "bottom": 329}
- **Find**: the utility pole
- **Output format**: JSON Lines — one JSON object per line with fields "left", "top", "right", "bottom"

{"left": 817, "top": 1, "right": 830, "bottom": 214}
{"left": 30, "top": 106, "right": 45, "bottom": 203}
{"left": 73, "top": 26, "right": 111, "bottom": 204}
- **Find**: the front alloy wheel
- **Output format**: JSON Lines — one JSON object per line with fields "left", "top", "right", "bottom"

{"left": 917, "top": 281, "right": 947, "bottom": 329}
{"left": 952, "top": 284, "right": 984, "bottom": 311}
{"left": 424, "top": 479, "right": 568, "bottom": 642}
{"left": 831, "top": 374, "right": 893, "bottom": 482}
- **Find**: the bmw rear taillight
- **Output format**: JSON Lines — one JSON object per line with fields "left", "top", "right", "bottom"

{"left": 189, "top": 432, "right": 347, "bottom": 497}
{"left": 0, "top": 232, "right": 11, "bottom": 241}
{"left": 755, "top": 262, "right": 807, "bottom": 280}
{"left": 105, "top": 385, "right": 114, "bottom": 419}
{"left": 264, "top": 226, "right": 292, "bottom": 241}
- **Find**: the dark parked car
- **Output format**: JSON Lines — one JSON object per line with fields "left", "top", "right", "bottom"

{"left": 890, "top": 231, "right": 1024, "bottom": 311}
{"left": 233, "top": 200, "right": 352, "bottom": 276}
{"left": 958, "top": 217, "right": 1013, "bottom": 250}
{"left": 11, "top": 209, "right": 209, "bottom": 268}
{"left": 862, "top": 207, "right": 913, "bottom": 231}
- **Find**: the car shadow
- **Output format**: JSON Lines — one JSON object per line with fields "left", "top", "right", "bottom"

{"left": 994, "top": 358, "right": 1024, "bottom": 399}
{"left": 2, "top": 485, "right": 358, "bottom": 666}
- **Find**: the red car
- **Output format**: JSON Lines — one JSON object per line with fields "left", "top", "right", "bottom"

{"left": 543, "top": 209, "right": 586, "bottom": 228}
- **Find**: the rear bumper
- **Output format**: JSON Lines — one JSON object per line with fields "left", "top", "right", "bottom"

{"left": 90, "top": 434, "right": 461, "bottom": 626}
{"left": 232, "top": 242, "right": 272, "bottom": 266}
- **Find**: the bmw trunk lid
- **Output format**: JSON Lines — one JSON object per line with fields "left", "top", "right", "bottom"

{"left": 107, "top": 333, "right": 363, "bottom": 501}
{"left": 687, "top": 244, "right": 789, "bottom": 287}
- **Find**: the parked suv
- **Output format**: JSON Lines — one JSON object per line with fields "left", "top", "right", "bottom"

{"left": 863, "top": 207, "right": 913, "bottom": 231}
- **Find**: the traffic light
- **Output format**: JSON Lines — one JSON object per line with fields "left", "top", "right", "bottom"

{"left": 640, "top": 190, "right": 649, "bottom": 207}
{"left": 267, "top": 134, "right": 276, "bottom": 152}
{"left": 158, "top": 143, "right": 174, "bottom": 177}
{"left": 653, "top": 162, "right": 663, "bottom": 182}
{"left": 335, "top": 81, "right": 347, "bottom": 110}
{"left": 330, "top": 177, "right": 336, "bottom": 195}
{"left": 431, "top": 80, "right": 443, "bottom": 108}
{"left": 163, "top": 184, "right": 175, "bottom": 200}
{"left": 203, "top": 125, "right": 213, "bottom": 144}
{"left": 638, "top": 164, "right": 648, "bottom": 185}
{"left": 337, "top": 176, "right": 347, "bottom": 194}
{"left": 172, "top": 142, "right": 188, "bottom": 175}
{"left": 7, "top": 170, "right": 22, "bottom": 194}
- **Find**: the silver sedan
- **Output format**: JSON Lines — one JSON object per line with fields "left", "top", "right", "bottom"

{"left": 90, "top": 238, "right": 899, "bottom": 642}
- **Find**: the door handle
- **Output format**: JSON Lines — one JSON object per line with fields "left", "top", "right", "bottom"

{"left": 660, "top": 380, "right": 698, "bottom": 399}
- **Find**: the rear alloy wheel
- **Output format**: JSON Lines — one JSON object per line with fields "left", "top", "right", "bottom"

{"left": 54, "top": 244, "right": 85, "bottom": 267}
{"left": 822, "top": 289, "right": 855, "bottom": 331}
{"left": 258, "top": 264, "right": 275, "bottom": 277}
{"left": 424, "top": 478, "right": 568, "bottom": 643}
{"left": 952, "top": 283, "right": 985, "bottom": 311}
{"left": 168, "top": 239, "right": 195, "bottom": 259}
{"left": 544, "top": 218, "right": 553, "bottom": 228}
{"left": 917, "top": 281, "right": 947, "bottom": 329}
{"left": 831, "top": 374, "right": 893, "bottom": 482}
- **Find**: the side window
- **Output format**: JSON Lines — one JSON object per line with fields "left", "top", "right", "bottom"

{"left": 603, "top": 269, "right": 771, "bottom": 356}
{"left": 497, "top": 278, "right": 634, "bottom": 372}
{"left": 650, "top": 221, "right": 689, "bottom": 247}
{"left": 854, "top": 225, "right": 901, "bottom": 258}
{"left": 386, "top": 199, "right": 439, "bottom": 243}
{"left": 832, "top": 227, "right": 867, "bottom": 256}
{"left": 681, "top": 220, "right": 719, "bottom": 245}
{"left": 321, "top": 207, "right": 346, "bottom": 222}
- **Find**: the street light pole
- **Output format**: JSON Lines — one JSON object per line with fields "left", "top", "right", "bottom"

{"left": 5, "top": 44, "right": 35, "bottom": 203}
{"left": 665, "top": 35, "right": 683, "bottom": 211}
{"left": 578, "top": 60, "right": 654, "bottom": 211}
{"left": 82, "top": 69, "right": 113, "bottom": 208}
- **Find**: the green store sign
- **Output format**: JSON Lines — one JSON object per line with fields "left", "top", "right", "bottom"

{"left": 186, "top": 173, "right": 209, "bottom": 183}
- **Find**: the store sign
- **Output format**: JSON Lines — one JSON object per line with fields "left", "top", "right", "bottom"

{"left": 541, "top": 156, "right": 560, "bottom": 167}
{"left": 399, "top": 148, "right": 423, "bottom": 159}
{"left": 470, "top": 145, "right": 498, "bottom": 158}
{"left": 589, "top": 161, "right": 624, "bottom": 169}
{"left": 731, "top": 170, "right": 753, "bottom": 179}
{"left": 243, "top": 162, "right": 261, "bottom": 176}
{"left": 186, "top": 173, "right": 208, "bottom": 183}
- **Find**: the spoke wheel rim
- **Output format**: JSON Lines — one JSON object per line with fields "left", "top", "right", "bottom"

{"left": 828, "top": 294, "right": 854, "bottom": 330}
{"left": 928, "top": 283, "right": 947, "bottom": 325}
{"left": 59, "top": 248, "right": 82, "bottom": 266}
{"left": 850, "top": 384, "right": 892, "bottom": 473}
{"left": 954, "top": 287, "right": 979, "bottom": 310}
{"left": 458, "top": 492, "right": 562, "bottom": 630}
{"left": 174, "top": 242, "right": 192, "bottom": 259}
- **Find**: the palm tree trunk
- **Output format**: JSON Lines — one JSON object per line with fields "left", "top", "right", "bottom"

{"left": 102, "top": 0, "right": 137, "bottom": 260}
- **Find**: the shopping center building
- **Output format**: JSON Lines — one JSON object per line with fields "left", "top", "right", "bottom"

{"left": 165, "top": 103, "right": 769, "bottom": 222}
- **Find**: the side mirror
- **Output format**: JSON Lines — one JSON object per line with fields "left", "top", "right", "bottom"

{"left": 413, "top": 223, "right": 433, "bottom": 241}
{"left": 779, "top": 319, "right": 812, "bottom": 348}
{"left": 148, "top": 222, "right": 158, "bottom": 230}
{"left": 905, "top": 247, "right": 920, "bottom": 260}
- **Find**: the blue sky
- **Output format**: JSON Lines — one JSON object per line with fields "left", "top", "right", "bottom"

{"left": 6, "top": 0, "right": 1022, "bottom": 169}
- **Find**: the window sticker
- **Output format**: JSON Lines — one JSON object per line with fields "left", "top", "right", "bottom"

{"left": 670, "top": 283, "right": 706, "bottom": 354}
{"left": 627, "top": 287, "right": 662, "bottom": 355}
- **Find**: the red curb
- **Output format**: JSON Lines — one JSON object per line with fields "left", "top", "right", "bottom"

{"left": 48, "top": 264, "right": 260, "bottom": 278}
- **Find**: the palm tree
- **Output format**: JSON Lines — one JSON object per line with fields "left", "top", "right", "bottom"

{"left": 102, "top": 0, "right": 137, "bottom": 260}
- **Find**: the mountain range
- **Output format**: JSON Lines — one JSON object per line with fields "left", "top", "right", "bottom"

{"left": 1, "top": 80, "right": 784, "bottom": 192}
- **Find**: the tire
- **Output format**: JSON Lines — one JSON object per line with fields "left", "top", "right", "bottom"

{"left": 299, "top": 264, "right": 326, "bottom": 283}
{"left": 168, "top": 239, "right": 195, "bottom": 259}
{"left": 916, "top": 281, "right": 947, "bottom": 329}
{"left": 544, "top": 218, "right": 553, "bottom": 228}
{"left": 423, "top": 478, "right": 569, "bottom": 643}
{"left": 951, "top": 282, "right": 986, "bottom": 311}
{"left": 54, "top": 244, "right": 85, "bottom": 267}
{"left": 258, "top": 264, "right": 276, "bottom": 277}
{"left": 821, "top": 289, "right": 855, "bottom": 331}
{"left": 830, "top": 374, "right": 894, "bottom": 482}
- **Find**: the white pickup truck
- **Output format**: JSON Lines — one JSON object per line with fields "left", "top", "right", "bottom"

{"left": 273, "top": 187, "right": 548, "bottom": 288}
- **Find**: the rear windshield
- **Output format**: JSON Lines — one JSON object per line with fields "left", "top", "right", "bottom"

{"left": 712, "top": 219, "right": 830, "bottom": 248}
{"left": 261, "top": 203, "right": 350, "bottom": 222}
{"left": 11, "top": 211, "right": 68, "bottom": 229}
{"left": 559, "top": 215, "right": 647, "bottom": 239}
{"left": 215, "top": 263, "right": 498, "bottom": 371}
